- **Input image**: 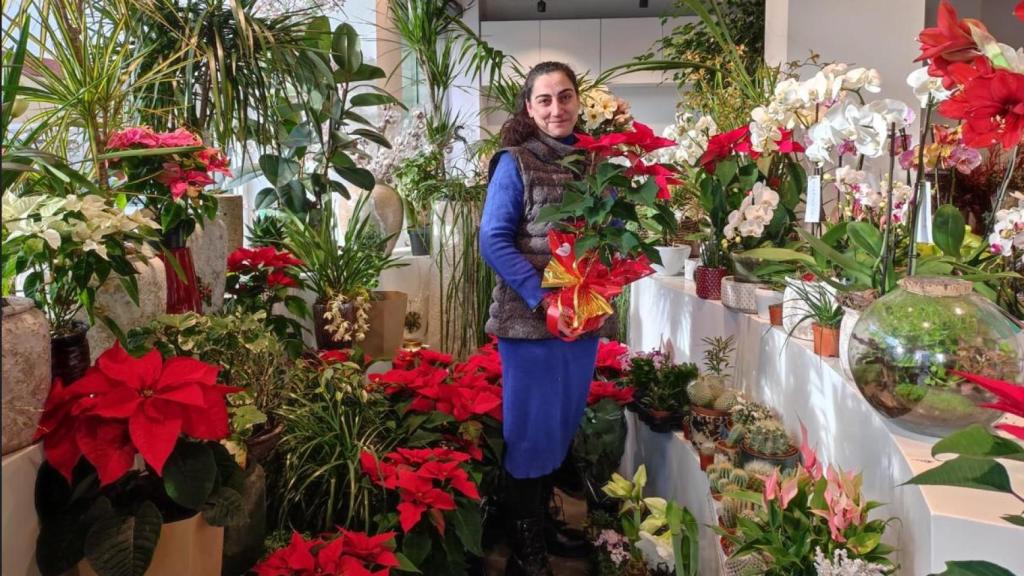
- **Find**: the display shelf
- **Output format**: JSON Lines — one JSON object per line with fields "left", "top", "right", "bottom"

{"left": 625, "top": 275, "right": 1024, "bottom": 575}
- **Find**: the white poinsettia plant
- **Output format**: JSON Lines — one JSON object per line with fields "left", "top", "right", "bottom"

{"left": 2, "top": 191, "right": 159, "bottom": 335}
{"left": 723, "top": 182, "right": 783, "bottom": 249}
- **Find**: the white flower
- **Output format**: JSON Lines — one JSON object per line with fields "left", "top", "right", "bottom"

{"left": 583, "top": 106, "right": 604, "bottom": 130}
{"left": 842, "top": 67, "right": 882, "bottom": 93}
{"left": 636, "top": 531, "right": 674, "bottom": 571}
{"left": 814, "top": 547, "right": 888, "bottom": 576}
{"left": 990, "top": 207, "right": 1024, "bottom": 256}
{"left": 659, "top": 112, "right": 718, "bottom": 166}
{"left": 865, "top": 98, "right": 914, "bottom": 129}
{"left": 751, "top": 181, "right": 780, "bottom": 208}
{"left": 906, "top": 67, "right": 952, "bottom": 106}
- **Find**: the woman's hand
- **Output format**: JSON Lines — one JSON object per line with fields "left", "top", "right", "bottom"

{"left": 556, "top": 309, "right": 606, "bottom": 338}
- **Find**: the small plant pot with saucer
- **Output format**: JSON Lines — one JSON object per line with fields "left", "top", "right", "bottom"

{"left": 652, "top": 245, "right": 692, "bottom": 276}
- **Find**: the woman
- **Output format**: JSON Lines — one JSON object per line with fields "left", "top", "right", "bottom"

{"left": 479, "top": 61, "right": 611, "bottom": 576}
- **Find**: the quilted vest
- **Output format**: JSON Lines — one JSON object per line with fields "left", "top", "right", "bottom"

{"left": 483, "top": 132, "right": 618, "bottom": 340}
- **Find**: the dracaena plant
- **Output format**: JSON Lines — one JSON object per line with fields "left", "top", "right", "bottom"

{"left": 32, "top": 342, "right": 246, "bottom": 576}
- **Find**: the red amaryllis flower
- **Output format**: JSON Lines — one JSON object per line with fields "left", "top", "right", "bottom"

{"left": 587, "top": 380, "right": 635, "bottom": 406}
{"left": 595, "top": 339, "right": 630, "bottom": 378}
{"left": 939, "top": 67, "right": 1024, "bottom": 149}
{"left": 698, "top": 125, "right": 759, "bottom": 173}
{"left": 916, "top": 0, "right": 987, "bottom": 86}
{"left": 951, "top": 370, "right": 1024, "bottom": 440}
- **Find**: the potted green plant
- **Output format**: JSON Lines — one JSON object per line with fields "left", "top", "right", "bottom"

{"left": 393, "top": 151, "right": 444, "bottom": 256}
{"left": 640, "top": 206, "right": 692, "bottom": 277}
{"left": 627, "top": 351, "right": 699, "bottom": 433}
{"left": 284, "top": 196, "right": 406, "bottom": 353}
{"left": 738, "top": 419, "right": 800, "bottom": 470}
{"left": 694, "top": 237, "right": 728, "bottom": 300}
{"left": 718, "top": 399, "right": 776, "bottom": 462}
{"left": 686, "top": 336, "right": 737, "bottom": 442}
{"left": 786, "top": 280, "right": 845, "bottom": 357}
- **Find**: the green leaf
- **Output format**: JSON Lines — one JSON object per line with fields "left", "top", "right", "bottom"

{"left": 334, "top": 165, "right": 376, "bottom": 191}
{"left": 331, "top": 23, "right": 362, "bottom": 74}
{"left": 351, "top": 128, "right": 392, "bottom": 149}
{"left": 739, "top": 247, "right": 816, "bottom": 266}
{"left": 394, "top": 552, "right": 422, "bottom": 573}
{"left": 451, "top": 499, "right": 483, "bottom": 556}
{"left": 258, "top": 154, "right": 300, "bottom": 188}
{"left": 905, "top": 455, "right": 1014, "bottom": 494}
{"left": 846, "top": 531, "right": 880, "bottom": 555}
{"left": 931, "top": 425, "right": 1024, "bottom": 462}
{"left": 401, "top": 529, "right": 431, "bottom": 566}
{"left": 928, "top": 560, "right": 1017, "bottom": 576}
{"left": 349, "top": 93, "right": 397, "bottom": 108}
{"left": 201, "top": 486, "right": 248, "bottom": 527}
{"left": 1001, "top": 513, "right": 1024, "bottom": 527}
{"left": 82, "top": 501, "right": 163, "bottom": 576}
{"left": 847, "top": 221, "right": 884, "bottom": 259}
{"left": 934, "top": 205, "right": 966, "bottom": 260}
{"left": 162, "top": 442, "right": 217, "bottom": 510}
{"left": 284, "top": 295, "right": 311, "bottom": 319}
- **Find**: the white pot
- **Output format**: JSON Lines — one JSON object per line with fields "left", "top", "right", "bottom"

{"left": 721, "top": 276, "right": 758, "bottom": 313}
{"left": 755, "top": 287, "right": 784, "bottom": 320}
{"left": 84, "top": 256, "right": 167, "bottom": 363}
{"left": 2, "top": 298, "right": 51, "bottom": 455}
{"left": 782, "top": 278, "right": 836, "bottom": 341}
{"left": 651, "top": 245, "right": 691, "bottom": 276}
{"left": 683, "top": 258, "right": 699, "bottom": 281}
{"left": 838, "top": 307, "right": 861, "bottom": 381}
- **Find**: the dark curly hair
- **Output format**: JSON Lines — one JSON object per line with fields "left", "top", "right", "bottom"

{"left": 499, "top": 61, "right": 580, "bottom": 148}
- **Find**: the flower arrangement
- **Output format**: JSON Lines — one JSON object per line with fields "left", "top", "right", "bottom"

{"left": 105, "top": 126, "right": 230, "bottom": 237}
{"left": 580, "top": 85, "right": 633, "bottom": 134}
{"left": 253, "top": 529, "right": 399, "bottom": 576}
{"left": 2, "top": 192, "right": 159, "bottom": 334}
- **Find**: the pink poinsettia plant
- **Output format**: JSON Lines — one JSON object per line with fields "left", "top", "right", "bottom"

{"left": 721, "top": 423, "right": 896, "bottom": 573}
{"left": 253, "top": 529, "right": 400, "bottom": 576}
{"left": 106, "top": 126, "right": 230, "bottom": 236}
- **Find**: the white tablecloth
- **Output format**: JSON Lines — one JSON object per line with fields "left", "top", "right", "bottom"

{"left": 623, "top": 275, "right": 1024, "bottom": 575}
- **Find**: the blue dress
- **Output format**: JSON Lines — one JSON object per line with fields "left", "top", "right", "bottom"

{"left": 479, "top": 140, "right": 600, "bottom": 480}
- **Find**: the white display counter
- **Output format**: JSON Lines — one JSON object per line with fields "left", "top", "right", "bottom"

{"left": 624, "top": 275, "right": 1024, "bottom": 575}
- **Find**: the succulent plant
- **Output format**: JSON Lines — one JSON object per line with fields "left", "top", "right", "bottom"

{"left": 728, "top": 468, "right": 749, "bottom": 489}
{"left": 725, "top": 553, "right": 770, "bottom": 576}
{"left": 743, "top": 460, "right": 779, "bottom": 492}
{"left": 687, "top": 379, "right": 715, "bottom": 408}
{"left": 720, "top": 493, "right": 760, "bottom": 530}
{"left": 714, "top": 388, "right": 740, "bottom": 412}
{"left": 714, "top": 478, "right": 737, "bottom": 494}
{"left": 731, "top": 400, "right": 776, "bottom": 427}
{"left": 744, "top": 420, "right": 796, "bottom": 456}
{"left": 724, "top": 424, "right": 745, "bottom": 447}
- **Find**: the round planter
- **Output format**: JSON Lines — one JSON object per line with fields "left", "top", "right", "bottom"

{"left": 85, "top": 256, "right": 167, "bottom": 363}
{"left": 730, "top": 252, "right": 764, "bottom": 284}
{"left": 755, "top": 288, "right": 784, "bottom": 320}
{"left": 838, "top": 308, "right": 860, "bottom": 380}
{"left": 187, "top": 216, "right": 229, "bottom": 313}
{"left": 715, "top": 440, "right": 739, "bottom": 466}
{"left": 408, "top": 226, "right": 431, "bottom": 256}
{"left": 683, "top": 258, "right": 699, "bottom": 281}
{"left": 312, "top": 300, "right": 353, "bottom": 351}
{"left": 739, "top": 442, "right": 801, "bottom": 471}
{"left": 812, "top": 323, "right": 841, "bottom": 357}
{"left": 652, "top": 245, "right": 692, "bottom": 276}
{"left": 782, "top": 278, "right": 835, "bottom": 341}
{"left": 360, "top": 184, "right": 404, "bottom": 257}
{"left": 2, "top": 298, "right": 51, "bottom": 455}
{"left": 52, "top": 321, "right": 90, "bottom": 386}
{"left": 720, "top": 276, "right": 759, "bottom": 314}
{"left": 244, "top": 422, "right": 284, "bottom": 465}
{"left": 695, "top": 266, "right": 728, "bottom": 300}
{"left": 689, "top": 405, "right": 731, "bottom": 443}
{"left": 222, "top": 462, "right": 267, "bottom": 576}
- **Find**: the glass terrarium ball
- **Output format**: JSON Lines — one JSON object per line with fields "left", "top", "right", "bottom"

{"left": 848, "top": 276, "right": 1023, "bottom": 437}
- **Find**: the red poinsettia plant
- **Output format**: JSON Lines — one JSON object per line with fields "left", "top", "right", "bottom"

{"left": 536, "top": 121, "right": 684, "bottom": 339}
{"left": 587, "top": 380, "right": 635, "bottom": 407}
{"left": 253, "top": 529, "right": 400, "bottom": 576}
{"left": 106, "top": 126, "right": 230, "bottom": 238}
{"left": 595, "top": 339, "right": 631, "bottom": 380}
{"left": 32, "top": 342, "right": 246, "bottom": 576}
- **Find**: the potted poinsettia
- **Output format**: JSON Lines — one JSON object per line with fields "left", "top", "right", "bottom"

{"left": 573, "top": 379, "right": 634, "bottom": 513}
{"left": 224, "top": 245, "right": 309, "bottom": 357}
{"left": 253, "top": 529, "right": 401, "bottom": 576}
{"left": 32, "top": 342, "right": 246, "bottom": 576}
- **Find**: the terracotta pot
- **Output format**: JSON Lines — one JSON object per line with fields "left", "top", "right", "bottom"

{"left": 812, "top": 323, "right": 841, "bottom": 357}
{"left": 689, "top": 405, "right": 731, "bottom": 443}
{"left": 2, "top": 298, "right": 51, "bottom": 455}
{"left": 681, "top": 412, "right": 692, "bottom": 439}
{"left": 646, "top": 408, "right": 675, "bottom": 433}
{"left": 699, "top": 451, "right": 714, "bottom": 471}
{"left": 755, "top": 288, "right": 784, "bottom": 320}
{"left": 716, "top": 440, "right": 739, "bottom": 466}
{"left": 739, "top": 442, "right": 801, "bottom": 471}
{"left": 51, "top": 321, "right": 90, "bottom": 386}
{"left": 75, "top": 513, "right": 223, "bottom": 576}
{"left": 695, "top": 266, "right": 728, "bottom": 300}
{"left": 768, "top": 303, "right": 784, "bottom": 326}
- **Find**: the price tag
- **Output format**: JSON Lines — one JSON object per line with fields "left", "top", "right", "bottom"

{"left": 805, "top": 175, "right": 821, "bottom": 223}
{"left": 914, "top": 181, "right": 933, "bottom": 244}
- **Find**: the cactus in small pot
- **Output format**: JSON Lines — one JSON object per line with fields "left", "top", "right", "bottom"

{"left": 744, "top": 419, "right": 797, "bottom": 456}
{"left": 730, "top": 400, "right": 775, "bottom": 428}
{"left": 727, "top": 468, "right": 749, "bottom": 490}
{"left": 742, "top": 460, "right": 778, "bottom": 492}
{"left": 713, "top": 388, "right": 740, "bottom": 412}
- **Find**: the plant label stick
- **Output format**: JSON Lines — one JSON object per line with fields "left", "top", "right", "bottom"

{"left": 805, "top": 174, "right": 821, "bottom": 224}
{"left": 914, "top": 181, "right": 933, "bottom": 244}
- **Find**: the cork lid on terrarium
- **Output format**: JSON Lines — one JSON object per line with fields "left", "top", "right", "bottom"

{"left": 897, "top": 276, "right": 973, "bottom": 297}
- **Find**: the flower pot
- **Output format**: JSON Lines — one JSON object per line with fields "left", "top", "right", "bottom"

{"left": 75, "top": 512, "right": 223, "bottom": 576}
{"left": 720, "top": 276, "right": 759, "bottom": 314}
{"left": 739, "top": 442, "right": 801, "bottom": 472}
{"left": 647, "top": 408, "right": 676, "bottom": 433}
{"left": 52, "top": 321, "right": 90, "bottom": 386}
{"left": 695, "top": 266, "right": 728, "bottom": 300}
{"left": 730, "top": 252, "right": 764, "bottom": 284}
{"left": 161, "top": 246, "right": 203, "bottom": 314}
{"left": 782, "top": 277, "right": 835, "bottom": 341}
{"left": 187, "top": 216, "right": 228, "bottom": 313}
{"left": 312, "top": 301, "right": 352, "bottom": 351}
{"left": 222, "top": 462, "right": 267, "bottom": 576}
{"left": 715, "top": 440, "right": 739, "bottom": 466}
{"left": 699, "top": 451, "right": 714, "bottom": 471}
{"left": 85, "top": 256, "right": 167, "bottom": 363}
{"left": 357, "top": 184, "right": 404, "bottom": 257}
{"left": 683, "top": 258, "right": 699, "bottom": 281}
{"left": 361, "top": 291, "right": 409, "bottom": 360}
{"left": 838, "top": 308, "right": 860, "bottom": 380}
{"left": 408, "top": 226, "right": 431, "bottom": 256}
{"left": 768, "top": 303, "right": 784, "bottom": 326}
{"left": 689, "top": 405, "right": 731, "bottom": 443}
{"left": 755, "top": 288, "right": 784, "bottom": 320}
{"left": 652, "top": 245, "right": 691, "bottom": 276}
{"left": 681, "top": 412, "right": 691, "bottom": 439}
{"left": 216, "top": 193, "right": 245, "bottom": 256}
{"left": 244, "top": 422, "right": 284, "bottom": 465}
{"left": 2, "top": 297, "right": 51, "bottom": 455}
{"left": 812, "top": 323, "right": 841, "bottom": 357}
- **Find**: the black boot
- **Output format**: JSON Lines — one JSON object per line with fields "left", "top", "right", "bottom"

{"left": 544, "top": 483, "right": 591, "bottom": 559}
{"left": 504, "top": 475, "right": 552, "bottom": 576}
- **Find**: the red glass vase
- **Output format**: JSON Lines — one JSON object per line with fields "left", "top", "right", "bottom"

{"left": 695, "top": 266, "right": 727, "bottom": 300}
{"left": 161, "top": 247, "right": 202, "bottom": 313}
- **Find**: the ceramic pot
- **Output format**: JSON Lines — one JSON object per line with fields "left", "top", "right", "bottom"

{"left": 216, "top": 193, "right": 245, "bottom": 256}
{"left": 730, "top": 252, "right": 764, "bottom": 283}
{"left": 361, "top": 291, "right": 408, "bottom": 360}
{"left": 358, "top": 184, "right": 404, "bottom": 257}
{"left": 408, "top": 226, "right": 431, "bottom": 256}
{"left": 162, "top": 246, "right": 203, "bottom": 314}
{"left": 2, "top": 298, "right": 51, "bottom": 455}
{"left": 683, "top": 258, "right": 699, "bottom": 281}
{"left": 312, "top": 301, "right": 351, "bottom": 351}
{"left": 689, "top": 405, "right": 731, "bottom": 443}
{"left": 652, "top": 245, "right": 691, "bottom": 276}
{"left": 695, "top": 266, "right": 728, "bottom": 300}
{"left": 52, "top": 321, "right": 90, "bottom": 386}
{"left": 187, "top": 216, "right": 229, "bottom": 312}
{"left": 75, "top": 512, "right": 223, "bottom": 576}
{"left": 739, "top": 443, "right": 801, "bottom": 472}
{"left": 812, "top": 323, "right": 841, "bottom": 357}
{"left": 720, "top": 276, "right": 758, "bottom": 313}
{"left": 85, "top": 256, "right": 167, "bottom": 363}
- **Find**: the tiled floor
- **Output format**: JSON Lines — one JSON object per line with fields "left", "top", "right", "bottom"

{"left": 483, "top": 489, "right": 592, "bottom": 576}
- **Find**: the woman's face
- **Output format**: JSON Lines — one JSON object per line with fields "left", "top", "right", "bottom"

{"left": 525, "top": 72, "right": 580, "bottom": 139}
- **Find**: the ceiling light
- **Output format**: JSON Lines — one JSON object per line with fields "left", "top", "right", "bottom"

{"left": 537, "top": 0, "right": 546, "bottom": 13}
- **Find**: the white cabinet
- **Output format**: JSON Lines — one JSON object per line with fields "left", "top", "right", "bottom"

{"left": 539, "top": 19, "right": 601, "bottom": 80}
{"left": 600, "top": 17, "right": 662, "bottom": 85}
{"left": 480, "top": 20, "right": 541, "bottom": 77}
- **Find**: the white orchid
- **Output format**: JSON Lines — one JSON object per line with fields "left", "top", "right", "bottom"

{"left": 990, "top": 206, "right": 1024, "bottom": 257}
{"left": 724, "top": 182, "right": 780, "bottom": 243}
{"left": 841, "top": 67, "right": 883, "bottom": 93}
{"left": 906, "top": 67, "right": 952, "bottom": 107}
{"left": 659, "top": 112, "right": 718, "bottom": 166}
{"left": 751, "top": 181, "right": 780, "bottom": 207}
